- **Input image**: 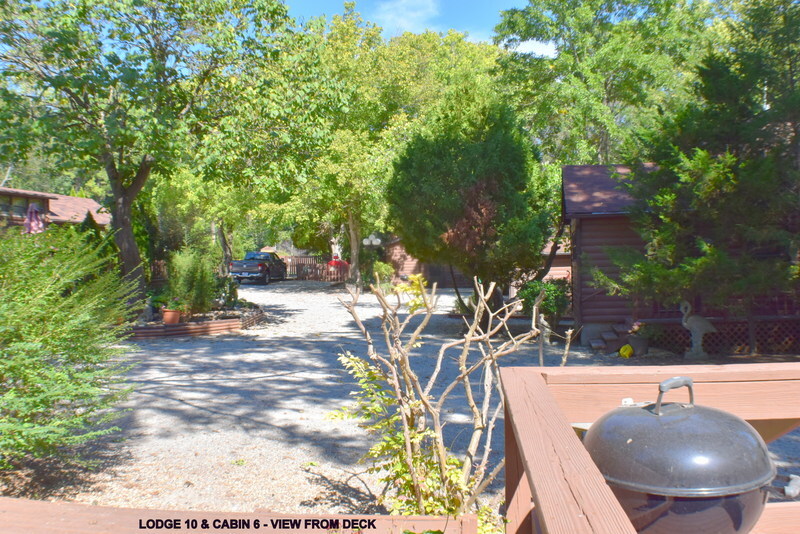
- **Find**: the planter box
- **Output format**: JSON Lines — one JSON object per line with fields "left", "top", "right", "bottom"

{"left": 131, "top": 310, "right": 264, "bottom": 340}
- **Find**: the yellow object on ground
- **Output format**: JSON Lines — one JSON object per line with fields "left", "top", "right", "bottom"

{"left": 619, "top": 344, "right": 634, "bottom": 359}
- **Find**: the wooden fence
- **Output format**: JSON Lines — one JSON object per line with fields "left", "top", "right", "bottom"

{"left": 149, "top": 257, "right": 349, "bottom": 285}
{"left": 284, "top": 255, "right": 348, "bottom": 282}
{"left": 502, "top": 363, "right": 800, "bottom": 534}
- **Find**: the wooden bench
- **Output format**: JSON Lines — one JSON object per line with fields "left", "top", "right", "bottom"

{"left": 0, "top": 497, "right": 477, "bottom": 534}
{"left": 501, "top": 363, "right": 800, "bottom": 534}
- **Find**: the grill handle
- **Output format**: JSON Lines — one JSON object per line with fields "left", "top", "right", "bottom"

{"left": 654, "top": 376, "right": 694, "bottom": 415}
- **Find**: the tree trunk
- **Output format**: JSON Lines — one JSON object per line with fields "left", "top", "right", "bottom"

{"left": 216, "top": 220, "right": 233, "bottom": 275}
{"left": 347, "top": 210, "right": 361, "bottom": 286}
{"left": 105, "top": 153, "right": 153, "bottom": 301}
{"left": 450, "top": 264, "right": 467, "bottom": 311}
{"left": 330, "top": 230, "right": 343, "bottom": 258}
{"left": 111, "top": 192, "right": 145, "bottom": 297}
{"left": 534, "top": 220, "right": 566, "bottom": 281}
{"left": 475, "top": 278, "right": 504, "bottom": 333}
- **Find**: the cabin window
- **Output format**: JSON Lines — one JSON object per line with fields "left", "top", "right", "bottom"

{"left": 0, "top": 195, "right": 9, "bottom": 215}
{"left": 10, "top": 196, "right": 28, "bottom": 217}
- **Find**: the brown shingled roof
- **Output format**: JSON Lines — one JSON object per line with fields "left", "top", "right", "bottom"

{"left": 49, "top": 193, "right": 111, "bottom": 226}
{"left": 562, "top": 164, "right": 655, "bottom": 218}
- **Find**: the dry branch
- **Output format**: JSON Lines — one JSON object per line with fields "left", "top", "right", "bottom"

{"left": 340, "top": 277, "right": 541, "bottom": 515}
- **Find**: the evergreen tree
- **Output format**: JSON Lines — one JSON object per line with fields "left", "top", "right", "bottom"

{"left": 386, "top": 93, "right": 552, "bottom": 290}
{"left": 603, "top": 0, "right": 799, "bottom": 328}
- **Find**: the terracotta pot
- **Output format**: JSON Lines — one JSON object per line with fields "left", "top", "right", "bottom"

{"left": 162, "top": 308, "right": 182, "bottom": 325}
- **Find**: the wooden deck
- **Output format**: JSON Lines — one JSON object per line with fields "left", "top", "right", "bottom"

{"left": 502, "top": 362, "right": 800, "bottom": 534}
{"left": 0, "top": 497, "right": 477, "bottom": 534}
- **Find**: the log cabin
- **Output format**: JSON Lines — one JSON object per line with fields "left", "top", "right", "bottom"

{"left": 562, "top": 165, "right": 800, "bottom": 353}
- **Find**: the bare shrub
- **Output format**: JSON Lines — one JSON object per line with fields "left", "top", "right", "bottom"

{"left": 337, "top": 275, "right": 541, "bottom": 519}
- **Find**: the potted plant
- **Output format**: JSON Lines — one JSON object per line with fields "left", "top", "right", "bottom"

{"left": 627, "top": 321, "right": 655, "bottom": 356}
{"left": 162, "top": 297, "right": 190, "bottom": 325}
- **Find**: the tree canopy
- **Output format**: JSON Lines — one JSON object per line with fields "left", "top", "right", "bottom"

{"left": 495, "top": 0, "right": 713, "bottom": 164}
{"left": 2, "top": 0, "right": 790, "bottom": 306}
{"left": 0, "top": 0, "right": 302, "bottom": 293}
{"left": 284, "top": 5, "right": 504, "bottom": 283}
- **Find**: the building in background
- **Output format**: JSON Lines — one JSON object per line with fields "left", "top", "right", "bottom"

{"left": 0, "top": 186, "right": 110, "bottom": 230}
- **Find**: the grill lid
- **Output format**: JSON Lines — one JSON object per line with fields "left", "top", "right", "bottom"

{"left": 583, "top": 376, "right": 776, "bottom": 497}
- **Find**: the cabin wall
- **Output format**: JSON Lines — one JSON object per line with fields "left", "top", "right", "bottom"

{"left": 385, "top": 241, "right": 424, "bottom": 282}
{"left": 388, "top": 240, "right": 571, "bottom": 292}
{"left": 384, "top": 242, "right": 471, "bottom": 288}
{"left": 546, "top": 254, "right": 572, "bottom": 281}
{"left": 573, "top": 215, "right": 645, "bottom": 325}
{"left": 0, "top": 194, "right": 50, "bottom": 227}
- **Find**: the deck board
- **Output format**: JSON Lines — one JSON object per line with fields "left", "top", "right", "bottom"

{"left": 753, "top": 501, "right": 800, "bottom": 533}
{"left": 539, "top": 362, "right": 800, "bottom": 384}
{"left": 537, "top": 364, "right": 800, "bottom": 442}
{"left": 500, "top": 369, "right": 636, "bottom": 534}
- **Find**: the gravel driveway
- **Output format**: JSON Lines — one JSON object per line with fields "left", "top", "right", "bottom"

{"left": 4, "top": 280, "right": 797, "bottom": 512}
{"left": 50, "top": 280, "right": 591, "bottom": 514}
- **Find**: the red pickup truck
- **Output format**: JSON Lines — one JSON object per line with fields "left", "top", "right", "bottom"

{"left": 229, "top": 252, "right": 287, "bottom": 284}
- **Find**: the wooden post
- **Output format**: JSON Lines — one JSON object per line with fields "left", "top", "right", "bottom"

{"left": 504, "top": 402, "right": 534, "bottom": 534}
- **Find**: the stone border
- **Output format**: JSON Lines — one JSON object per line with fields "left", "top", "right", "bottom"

{"left": 130, "top": 310, "right": 264, "bottom": 340}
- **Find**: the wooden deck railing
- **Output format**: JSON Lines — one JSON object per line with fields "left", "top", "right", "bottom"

{"left": 0, "top": 497, "right": 477, "bottom": 534}
{"left": 502, "top": 363, "right": 800, "bottom": 534}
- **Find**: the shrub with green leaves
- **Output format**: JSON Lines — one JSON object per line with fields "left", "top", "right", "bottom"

{"left": 517, "top": 279, "right": 571, "bottom": 325}
{"left": 335, "top": 351, "right": 468, "bottom": 516}
{"left": 167, "top": 248, "right": 215, "bottom": 314}
{"left": 372, "top": 261, "right": 395, "bottom": 283}
{"left": 213, "top": 274, "right": 239, "bottom": 309}
{"left": 0, "top": 226, "right": 136, "bottom": 468}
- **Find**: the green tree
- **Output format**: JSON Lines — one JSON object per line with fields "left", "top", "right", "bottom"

{"left": 0, "top": 0, "right": 293, "bottom": 294}
{"left": 386, "top": 93, "right": 552, "bottom": 294}
{"left": 284, "top": 5, "right": 388, "bottom": 282}
{"left": 186, "top": 17, "right": 341, "bottom": 270}
{"left": 601, "top": 0, "right": 800, "bottom": 346}
{"left": 286, "top": 7, "right": 504, "bottom": 283}
{"left": 0, "top": 226, "right": 136, "bottom": 467}
{"left": 494, "top": 0, "right": 713, "bottom": 164}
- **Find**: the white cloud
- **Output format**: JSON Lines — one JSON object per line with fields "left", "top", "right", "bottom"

{"left": 515, "top": 40, "right": 557, "bottom": 57}
{"left": 373, "top": 0, "right": 440, "bottom": 36}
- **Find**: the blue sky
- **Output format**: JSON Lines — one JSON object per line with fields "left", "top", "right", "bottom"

{"left": 284, "top": 0, "right": 555, "bottom": 55}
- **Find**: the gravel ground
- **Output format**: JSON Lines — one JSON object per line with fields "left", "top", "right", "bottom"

{"left": 3, "top": 280, "right": 798, "bottom": 512}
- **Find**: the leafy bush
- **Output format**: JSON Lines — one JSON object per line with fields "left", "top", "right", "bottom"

{"left": 372, "top": 260, "right": 395, "bottom": 283}
{"left": 517, "top": 278, "right": 571, "bottom": 325}
{"left": 0, "top": 226, "right": 136, "bottom": 468}
{"left": 167, "top": 248, "right": 215, "bottom": 314}
{"left": 336, "top": 351, "right": 468, "bottom": 515}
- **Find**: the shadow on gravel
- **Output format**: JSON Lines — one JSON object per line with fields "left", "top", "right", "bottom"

{"left": 12, "top": 280, "right": 796, "bottom": 511}
{"left": 299, "top": 468, "right": 387, "bottom": 514}
{"left": 253, "top": 303, "right": 298, "bottom": 328}
{"left": 0, "top": 429, "right": 133, "bottom": 500}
